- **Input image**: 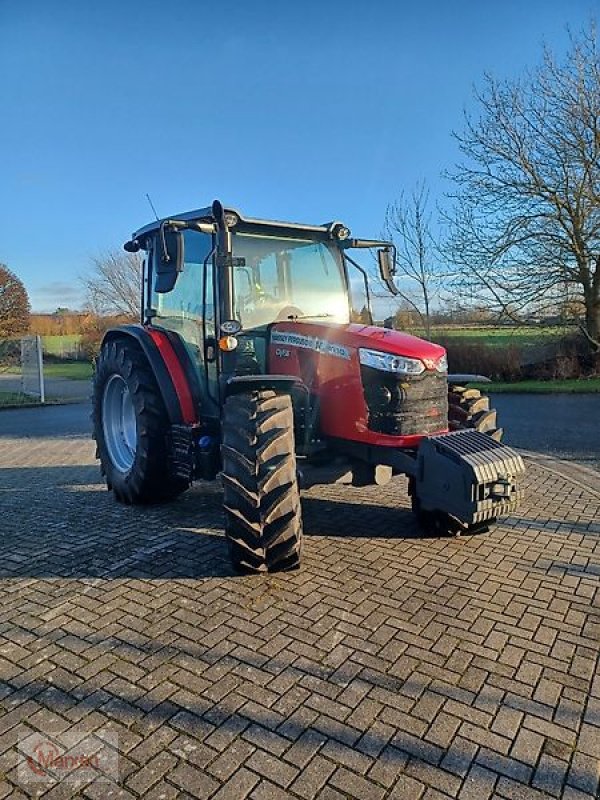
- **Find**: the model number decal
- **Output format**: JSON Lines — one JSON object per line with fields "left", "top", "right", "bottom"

{"left": 275, "top": 348, "right": 291, "bottom": 358}
{"left": 272, "top": 331, "right": 351, "bottom": 360}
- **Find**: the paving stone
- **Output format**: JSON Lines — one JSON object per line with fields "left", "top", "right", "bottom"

{"left": 288, "top": 754, "right": 336, "bottom": 799}
{"left": 531, "top": 753, "right": 568, "bottom": 797}
{"left": 440, "top": 736, "right": 479, "bottom": 778}
{"left": 566, "top": 750, "right": 600, "bottom": 796}
{"left": 246, "top": 748, "right": 299, "bottom": 789}
{"left": 206, "top": 739, "right": 255, "bottom": 781}
{"left": 509, "top": 728, "right": 544, "bottom": 766}
{"left": 458, "top": 764, "right": 497, "bottom": 799}
{"left": 329, "top": 766, "right": 386, "bottom": 800}
{"left": 491, "top": 707, "right": 523, "bottom": 740}
{"left": 1, "top": 432, "right": 599, "bottom": 798}
{"left": 211, "top": 767, "right": 260, "bottom": 800}
{"left": 405, "top": 758, "right": 462, "bottom": 796}
{"left": 167, "top": 762, "right": 220, "bottom": 798}
{"left": 125, "top": 751, "right": 178, "bottom": 795}
{"left": 388, "top": 774, "right": 427, "bottom": 798}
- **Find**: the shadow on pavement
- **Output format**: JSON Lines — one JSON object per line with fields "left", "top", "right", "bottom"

{"left": 0, "top": 463, "right": 428, "bottom": 580}
{"left": 0, "top": 630, "right": 594, "bottom": 797}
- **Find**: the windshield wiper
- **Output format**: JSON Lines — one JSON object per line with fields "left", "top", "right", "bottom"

{"left": 286, "top": 313, "right": 334, "bottom": 320}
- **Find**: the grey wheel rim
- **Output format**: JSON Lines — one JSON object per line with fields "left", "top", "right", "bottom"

{"left": 102, "top": 374, "right": 137, "bottom": 473}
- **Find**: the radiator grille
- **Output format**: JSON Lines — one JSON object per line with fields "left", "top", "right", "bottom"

{"left": 361, "top": 366, "right": 448, "bottom": 436}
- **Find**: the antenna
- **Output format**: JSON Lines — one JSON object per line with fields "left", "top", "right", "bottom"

{"left": 145, "top": 193, "right": 160, "bottom": 222}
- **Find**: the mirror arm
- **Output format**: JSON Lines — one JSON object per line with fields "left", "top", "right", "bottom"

{"left": 159, "top": 221, "right": 171, "bottom": 263}
{"left": 344, "top": 238, "right": 395, "bottom": 250}
{"left": 384, "top": 275, "right": 400, "bottom": 296}
{"left": 344, "top": 253, "right": 374, "bottom": 320}
{"left": 158, "top": 220, "right": 217, "bottom": 262}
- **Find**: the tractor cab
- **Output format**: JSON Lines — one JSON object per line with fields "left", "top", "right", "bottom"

{"left": 127, "top": 202, "right": 393, "bottom": 419}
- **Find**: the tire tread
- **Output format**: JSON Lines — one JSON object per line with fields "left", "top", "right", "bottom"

{"left": 222, "top": 390, "right": 302, "bottom": 573}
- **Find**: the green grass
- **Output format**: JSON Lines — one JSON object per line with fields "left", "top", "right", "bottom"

{"left": 41, "top": 334, "right": 82, "bottom": 356}
{"left": 0, "top": 391, "right": 38, "bottom": 407}
{"left": 469, "top": 377, "right": 600, "bottom": 393}
{"left": 1, "top": 361, "right": 92, "bottom": 380}
{"left": 428, "top": 326, "right": 570, "bottom": 348}
{"left": 42, "top": 361, "right": 93, "bottom": 380}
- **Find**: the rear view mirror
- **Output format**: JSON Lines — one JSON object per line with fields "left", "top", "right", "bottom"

{"left": 377, "top": 247, "right": 399, "bottom": 296}
{"left": 154, "top": 226, "right": 184, "bottom": 293}
{"left": 377, "top": 247, "right": 395, "bottom": 280}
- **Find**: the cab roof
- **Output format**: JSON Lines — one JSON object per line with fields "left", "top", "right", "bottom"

{"left": 132, "top": 205, "right": 346, "bottom": 244}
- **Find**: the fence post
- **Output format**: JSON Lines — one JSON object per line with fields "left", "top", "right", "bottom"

{"left": 36, "top": 335, "right": 45, "bottom": 404}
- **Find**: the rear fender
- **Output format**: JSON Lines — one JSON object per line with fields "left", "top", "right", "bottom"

{"left": 101, "top": 325, "right": 198, "bottom": 425}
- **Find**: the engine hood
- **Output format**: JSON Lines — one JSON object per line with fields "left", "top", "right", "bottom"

{"left": 343, "top": 323, "right": 446, "bottom": 363}
{"left": 270, "top": 321, "right": 446, "bottom": 368}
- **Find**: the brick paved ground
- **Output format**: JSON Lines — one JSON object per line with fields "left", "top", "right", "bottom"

{"left": 0, "top": 430, "right": 599, "bottom": 799}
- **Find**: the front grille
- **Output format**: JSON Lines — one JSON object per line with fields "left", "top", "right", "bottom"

{"left": 360, "top": 366, "right": 448, "bottom": 436}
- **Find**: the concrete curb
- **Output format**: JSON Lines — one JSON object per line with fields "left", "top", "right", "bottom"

{"left": 0, "top": 397, "right": 88, "bottom": 411}
{"left": 522, "top": 449, "right": 600, "bottom": 498}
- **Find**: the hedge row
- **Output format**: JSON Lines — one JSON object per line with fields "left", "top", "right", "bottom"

{"left": 438, "top": 334, "right": 598, "bottom": 381}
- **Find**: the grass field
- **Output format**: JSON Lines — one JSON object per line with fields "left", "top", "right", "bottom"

{"left": 41, "top": 334, "right": 82, "bottom": 356}
{"left": 3, "top": 361, "right": 93, "bottom": 380}
{"left": 470, "top": 377, "right": 600, "bottom": 393}
{"left": 0, "top": 391, "right": 26, "bottom": 405}
{"left": 42, "top": 361, "right": 93, "bottom": 380}
{"left": 429, "top": 326, "right": 570, "bottom": 348}
{"left": 0, "top": 391, "right": 42, "bottom": 407}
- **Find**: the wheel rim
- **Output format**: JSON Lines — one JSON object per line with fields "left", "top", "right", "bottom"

{"left": 102, "top": 374, "right": 137, "bottom": 473}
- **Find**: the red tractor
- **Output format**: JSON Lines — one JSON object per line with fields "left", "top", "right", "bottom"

{"left": 92, "top": 201, "right": 524, "bottom": 572}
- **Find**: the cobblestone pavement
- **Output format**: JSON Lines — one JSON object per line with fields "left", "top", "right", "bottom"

{"left": 0, "top": 431, "right": 599, "bottom": 799}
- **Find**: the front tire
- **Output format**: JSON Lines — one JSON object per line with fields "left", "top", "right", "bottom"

{"left": 448, "top": 385, "right": 503, "bottom": 441}
{"left": 92, "top": 337, "right": 189, "bottom": 504}
{"left": 221, "top": 390, "right": 303, "bottom": 573}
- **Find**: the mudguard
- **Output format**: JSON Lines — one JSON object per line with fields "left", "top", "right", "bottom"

{"left": 102, "top": 325, "right": 199, "bottom": 425}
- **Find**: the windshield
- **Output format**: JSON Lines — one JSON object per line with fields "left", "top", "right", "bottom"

{"left": 231, "top": 233, "right": 350, "bottom": 329}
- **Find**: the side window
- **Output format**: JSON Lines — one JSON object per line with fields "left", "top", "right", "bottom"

{"left": 255, "top": 253, "right": 280, "bottom": 298}
{"left": 151, "top": 231, "right": 214, "bottom": 347}
{"left": 347, "top": 262, "right": 372, "bottom": 324}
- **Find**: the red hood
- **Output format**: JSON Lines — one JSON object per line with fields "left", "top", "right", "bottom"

{"left": 272, "top": 321, "right": 446, "bottom": 367}
{"left": 343, "top": 323, "right": 445, "bottom": 363}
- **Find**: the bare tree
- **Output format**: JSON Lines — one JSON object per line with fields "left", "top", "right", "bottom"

{"left": 384, "top": 182, "right": 441, "bottom": 337}
{"left": 83, "top": 250, "right": 143, "bottom": 318}
{"left": 446, "top": 22, "right": 600, "bottom": 350}
{"left": 0, "top": 264, "right": 30, "bottom": 338}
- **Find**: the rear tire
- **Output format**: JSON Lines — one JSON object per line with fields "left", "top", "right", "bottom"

{"left": 222, "top": 390, "right": 303, "bottom": 573}
{"left": 448, "top": 385, "right": 503, "bottom": 441}
{"left": 92, "top": 337, "right": 189, "bottom": 504}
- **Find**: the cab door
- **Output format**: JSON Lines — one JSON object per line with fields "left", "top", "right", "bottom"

{"left": 149, "top": 229, "right": 219, "bottom": 416}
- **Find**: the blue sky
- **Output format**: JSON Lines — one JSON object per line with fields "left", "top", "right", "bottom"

{"left": 0, "top": 0, "right": 596, "bottom": 312}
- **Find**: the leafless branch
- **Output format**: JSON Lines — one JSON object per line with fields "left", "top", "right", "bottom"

{"left": 445, "top": 20, "right": 600, "bottom": 350}
{"left": 82, "top": 251, "right": 143, "bottom": 318}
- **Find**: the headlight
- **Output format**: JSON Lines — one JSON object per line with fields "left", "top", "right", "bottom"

{"left": 436, "top": 354, "right": 448, "bottom": 373}
{"left": 359, "top": 348, "right": 425, "bottom": 376}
